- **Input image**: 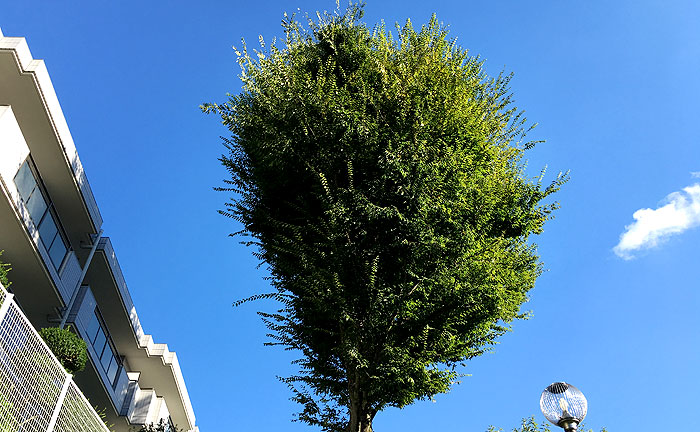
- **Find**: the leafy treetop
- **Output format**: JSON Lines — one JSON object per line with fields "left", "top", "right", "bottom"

{"left": 204, "top": 3, "right": 567, "bottom": 431}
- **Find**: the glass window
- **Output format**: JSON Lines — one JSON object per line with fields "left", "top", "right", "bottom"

{"left": 47, "top": 230, "right": 67, "bottom": 269}
{"left": 25, "top": 188, "right": 48, "bottom": 224}
{"left": 14, "top": 162, "right": 36, "bottom": 201}
{"left": 100, "top": 349, "right": 113, "bottom": 371}
{"left": 37, "top": 213, "right": 58, "bottom": 244}
{"left": 88, "top": 309, "right": 121, "bottom": 388}
{"left": 106, "top": 357, "right": 118, "bottom": 384}
{"left": 38, "top": 212, "right": 67, "bottom": 270}
{"left": 13, "top": 160, "right": 69, "bottom": 271}
{"left": 93, "top": 327, "right": 107, "bottom": 358}
{"left": 15, "top": 160, "right": 48, "bottom": 225}
{"left": 86, "top": 313, "right": 100, "bottom": 343}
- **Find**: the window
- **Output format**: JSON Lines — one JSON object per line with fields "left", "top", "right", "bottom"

{"left": 86, "top": 309, "right": 121, "bottom": 387}
{"left": 14, "top": 160, "right": 68, "bottom": 270}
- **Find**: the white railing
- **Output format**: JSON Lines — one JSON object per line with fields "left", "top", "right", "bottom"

{"left": 0, "top": 281, "right": 110, "bottom": 432}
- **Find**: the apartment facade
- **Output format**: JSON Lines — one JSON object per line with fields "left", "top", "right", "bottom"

{"left": 0, "top": 29, "right": 199, "bottom": 431}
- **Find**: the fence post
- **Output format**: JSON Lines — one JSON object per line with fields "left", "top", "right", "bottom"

{"left": 46, "top": 374, "right": 72, "bottom": 432}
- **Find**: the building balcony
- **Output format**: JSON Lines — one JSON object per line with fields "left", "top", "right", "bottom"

{"left": 63, "top": 238, "right": 197, "bottom": 431}
{"left": 0, "top": 28, "right": 199, "bottom": 432}
{"left": 0, "top": 281, "right": 110, "bottom": 432}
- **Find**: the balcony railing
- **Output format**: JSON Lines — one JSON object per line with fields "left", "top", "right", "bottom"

{"left": 0, "top": 281, "right": 109, "bottom": 432}
{"left": 57, "top": 251, "right": 82, "bottom": 304}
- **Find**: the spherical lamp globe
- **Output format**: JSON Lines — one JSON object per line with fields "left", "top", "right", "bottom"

{"left": 539, "top": 382, "right": 587, "bottom": 431}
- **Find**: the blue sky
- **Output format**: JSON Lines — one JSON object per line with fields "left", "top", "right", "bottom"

{"left": 4, "top": 1, "right": 700, "bottom": 430}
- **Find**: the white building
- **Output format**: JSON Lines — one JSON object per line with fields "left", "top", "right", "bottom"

{"left": 0, "top": 28, "right": 199, "bottom": 432}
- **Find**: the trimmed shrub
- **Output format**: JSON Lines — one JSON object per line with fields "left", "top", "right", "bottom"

{"left": 39, "top": 326, "right": 88, "bottom": 374}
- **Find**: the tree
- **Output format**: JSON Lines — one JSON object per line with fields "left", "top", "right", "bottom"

{"left": 203, "top": 4, "right": 566, "bottom": 431}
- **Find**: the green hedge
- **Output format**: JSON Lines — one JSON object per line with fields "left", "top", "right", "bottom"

{"left": 39, "top": 326, "right": 88, "bottom": 375}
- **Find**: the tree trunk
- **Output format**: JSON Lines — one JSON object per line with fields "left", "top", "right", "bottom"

{"left": 346, "top": 405, "right": 373, "bottom": 432}
{"left": 346, "top": 372, "right": 374, "bottom": 432}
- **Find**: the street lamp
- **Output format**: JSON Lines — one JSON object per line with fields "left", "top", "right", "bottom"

{"left": 540, "top": 382, "right": 587, "bottom": 432}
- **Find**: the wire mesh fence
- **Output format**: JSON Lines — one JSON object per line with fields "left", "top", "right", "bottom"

{"left": 0, "top": 282, "right": 110, "bottom": 432}
{"left": 54, "top": 382, "right": 111, "bottom": 432}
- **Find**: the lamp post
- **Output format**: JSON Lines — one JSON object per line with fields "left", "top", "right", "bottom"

{"left": 539, "top": 382, "right": 588, "bottom": 432}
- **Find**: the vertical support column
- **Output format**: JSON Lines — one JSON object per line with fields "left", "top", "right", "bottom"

{"left": 0, "top": 292, "right": 13, "bottom": 323}
{"left": 46, "top": 374, "right": 72, "bottom": 432}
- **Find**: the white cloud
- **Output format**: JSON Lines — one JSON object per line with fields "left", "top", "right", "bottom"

{"left": 614, "top": 184, "right": 700, "bottom": 259}
{"left": 691, "top": 171, "right": 700, "bottom": 178}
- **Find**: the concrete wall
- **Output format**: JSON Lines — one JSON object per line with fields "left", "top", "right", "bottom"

{"left": 0, "top": 106, "right": 29, "bottom": 193}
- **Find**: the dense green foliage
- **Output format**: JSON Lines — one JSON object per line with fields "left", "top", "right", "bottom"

{"left": 133, "top": 419, "right": 181, "bottom": 432}
{"left": 204, "top": 4, "right": 566, "bottom": 431}
{"left": 0, "top": 252, "right": 11, "bottom": 289}
{"left": 487, "top": 417, "right": 608, "bottom": 432}
{"left": 0, "top": 393, "right": 16, "bottom": 432}
{"left": 39, "top": 326, "right": 88, "bottom": 375}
